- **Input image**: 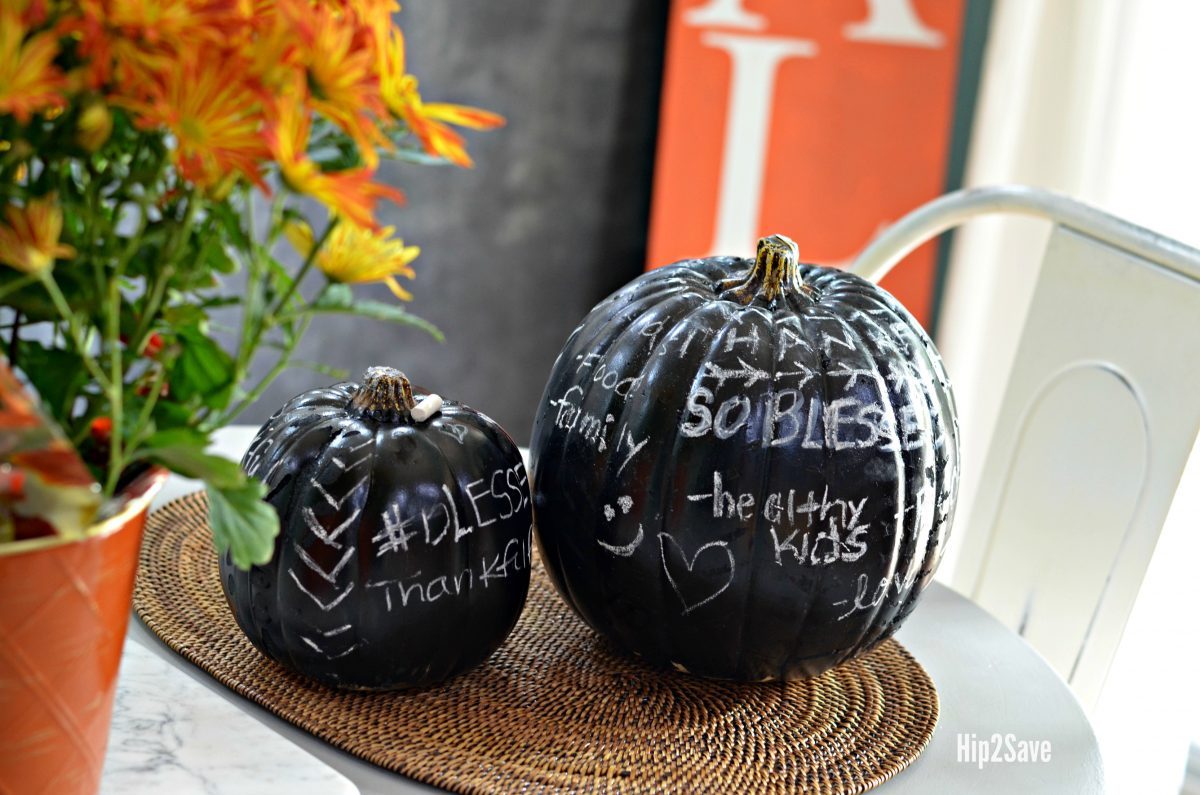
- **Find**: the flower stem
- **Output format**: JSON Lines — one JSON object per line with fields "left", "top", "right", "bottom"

{"left": 38, "top": 272, "right": 110, "bottom": 390}
{"left": 268, "top": 217, "right": 336, "bottom": 321}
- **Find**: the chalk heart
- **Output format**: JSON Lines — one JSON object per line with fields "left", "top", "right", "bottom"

{"left": 657, "top": 533, "right": 735, "bottom": 616}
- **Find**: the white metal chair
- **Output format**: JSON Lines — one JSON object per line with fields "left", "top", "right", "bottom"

{"left": 851, "top": 185, "right": 1200, "bottom": 710}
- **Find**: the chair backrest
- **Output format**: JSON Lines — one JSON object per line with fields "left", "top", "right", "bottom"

{"left": 851, "top": 186, "right": 1200, "bottom": 709}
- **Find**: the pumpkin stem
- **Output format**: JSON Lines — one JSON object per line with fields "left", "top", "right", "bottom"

{"left": 723, "top": 234, "right": 804, "bottom": 304}
{"left": 348, "top": 366, "right": 417, "bottom": 422}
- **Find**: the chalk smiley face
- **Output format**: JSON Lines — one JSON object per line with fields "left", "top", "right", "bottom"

{"left": 658, "top": 533, "right": 736, "bottom": 616}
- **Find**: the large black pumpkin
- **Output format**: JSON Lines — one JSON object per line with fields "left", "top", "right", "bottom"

{"left": 221, "top": 367, "right": 532, "bottom": 689}
{"left": 530, "top": 236, "right": 959, "bottom": 680}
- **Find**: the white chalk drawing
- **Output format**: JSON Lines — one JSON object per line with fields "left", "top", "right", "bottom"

{"left": 776, "top": 327, "right": 813, "bottom": 358}
{"left": 615, "top": 426, "right": 649, "bottom": 476}
{"left": 342, "top": 433, "right": 374, "bottom": 454}
{"left": 574, "top": 354, "right": 646, "bottom": 398}
{"left": 597, "top": 495, "right": 643, "bottom": 557}
{"left": 774, "top": 362, "right": 814, "bottom": 388}
{"left": 833, "top": 573, "right": 891, "bottom": 621}
{"left": 464, "top": 465, "right": 529, "bottom": 528}
{"left": 704, "top": 358, "right": 770, "bottom": 388}
{"left": 832, "top": 563, "right": 924, "bottom": 622}
{"left": 548, "top": 386, "right": 617, "bottom": 452}
{"left": 373, "top": 503, "right": 419, "bottom": 555}
{"left": 831, "top": 360, "right": 884, "bottom": 389}
{"left": 298, "top": 624, "right": 360, "bottom": 660}
{"left": 439, "top": 422, "right": 469, "bottom": 445}
{"left": 312, "top": 474, "right": 369, "bottom": 510}
{"left": 602, "top": 496, "right": 633, "bottom": 519}
{"left": 294, "top": 542, "right": 356, "bottom": 584}
{"left": 597, "top": 525, "right": 644, "bottom": 557}
{"left": 371, "top": 466, "right": 527, "bottom": 558}
{"left": 681, "top": 383, "right": 927, "bottom": 451}
{"left": 659, "top": 532, "right": 736, "bottom": 615}
{"left": 687, "top": 470, "right": 756, "bottom": 521}
{"left": 674, "top": 325, "right": 716, "bottom": 357}
{"left": 366, "top": 533, "right": 532, "bottom": 610}
{"left": 287, "top": 569, "right": 355, "bottom": 611}
{"left": 641, "top": 320, "right": 666, "bottom": 351}
{"left": 815, "top": 322, "right": 857, "bottom": 357}
{"left": 723, "top": 323, "right": 761, "bottom": 354}
{"left": 687, "top": 474, "right": 871, "bottom": 567}
{"left": 262, "top": 451, "right": 289, "bottom": 483}
{"left": 302, "top": 506, "right": 359, "bottom": 550}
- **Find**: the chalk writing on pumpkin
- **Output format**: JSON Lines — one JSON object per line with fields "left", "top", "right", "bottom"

{"left": 548, "top": 383, "right": 651, "bottom": 469}
{"left": 548, "top": 385, "right": 615, "bottom": 452}
{"left": 464, "top": 464, "right": 529, "bottom": 528}
{"left": 686, "top": 473, "right": 871, "bottom": 567}
{"left": 370, "top": 465, "right": 526, "bottom": 557}
{"left": 366, "top": 533, "right": 532, "bottom": 611}
{"left": 597, "top": 494, "right": 642, "bottom": 557}
{"left": 831, "top": 564, "right": 923, "bottom": 621}
{"left": 438, "top": 422, "right": 470, "bottom": 445}
{"left": 659, "top": 532, "right": 736, "bottom": 616}
{"left": 574, "top": 353, "right": 645, "bottom": 398}
{"left": 297, "top": 624, "right": 359, "bottom": 661}
{"left": 680, "top": 388, "right": 928, "bottom": 451}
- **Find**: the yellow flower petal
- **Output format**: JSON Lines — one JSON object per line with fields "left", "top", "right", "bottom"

{"left": 314, "top": 222, "right": 419, "bottom": 300}
{"left": 0, "top": 196, "right": 73, "bottom": 275}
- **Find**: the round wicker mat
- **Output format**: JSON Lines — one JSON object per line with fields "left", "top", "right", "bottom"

{"left": 134, "top": 493, "right": 938, "bottom": 794}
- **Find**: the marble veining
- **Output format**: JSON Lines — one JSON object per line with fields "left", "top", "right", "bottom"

{"left": 102, "top": 637, "right": 357, "bottom": 794}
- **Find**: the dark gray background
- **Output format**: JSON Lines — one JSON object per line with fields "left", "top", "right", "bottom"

{"left": 245, "top": 2, "right": 670, "bottom": 444}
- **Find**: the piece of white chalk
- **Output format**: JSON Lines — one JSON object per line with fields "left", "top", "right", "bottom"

{"left": 412, "top": 393, "right": 443, "bottom": 422}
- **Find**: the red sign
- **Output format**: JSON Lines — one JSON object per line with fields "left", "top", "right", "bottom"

{"left": 647, "top": 0, "right": 973, "bottom": 327}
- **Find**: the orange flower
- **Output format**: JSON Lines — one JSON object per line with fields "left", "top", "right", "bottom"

{"left": 266, "top": 98, "right": 402, "bottom": 229}
{"left": 0, "top": 7, "right": 68, "bottom": 123}
{"left": 286, "top": 0, "right": 388, "bottom": 168}
{"left": 0, "top": 196, "right": 75, "bottom": 275}
{"left": 117, "top": 51, "right": 271, "bottom": 191}
{"left": 379, "top": 28, "right": 503, "bottom": 168}
{"left": 65, "top": 0, "right": 233, "bottom": 90}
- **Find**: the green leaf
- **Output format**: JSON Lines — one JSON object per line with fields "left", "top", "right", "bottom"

{"left": 343, "top": 301, "right": 444, "bottom": 340}
{"left": 150, "top": 398, "right": 194, "bottom": 431}
{"left": 304, "top": 286, "right": 443, "bottom": 341}
{"left": 17, "top": 342, "right": 87, "bottom": 416}
{"left": 162, "top": 303, "right": 207, "bottom": 328}
{"left": 312, "top": 282, "right": 354, "bottom": 309}
{"left": 140, "top": 429, "right": 245, "bottom": 489}
{"left": 198, "top": 234, "right": 238, "bottom": 274}
{"left": 292, "top": 360, "right": 350, "bottom": 379}
{"left": 207, "top": 479, "right": 279, "bottom": 569}
{"left": 208, "top": 201, "right": 252, "bottom": 252}
{"left": 171, "top": 326, "right": 235, "bottom": 408}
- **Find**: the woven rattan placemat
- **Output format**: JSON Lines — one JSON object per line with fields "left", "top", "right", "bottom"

{"left": 134, "top": 493, "right": 939, "bottom": 794}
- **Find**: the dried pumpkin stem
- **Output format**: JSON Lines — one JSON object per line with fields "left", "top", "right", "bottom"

{"left": 348, "top": 366, "right": 417, "bottom": 422}
{"left": 723, "top": 234, "right": 804, "bottom": 304}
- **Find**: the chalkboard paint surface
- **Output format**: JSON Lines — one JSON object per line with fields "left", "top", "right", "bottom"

{"left": 223, "top": 370, "right": 532, "bottom": 690}
{"left": 530, "top": 238, "right": 959, "bottom": 680}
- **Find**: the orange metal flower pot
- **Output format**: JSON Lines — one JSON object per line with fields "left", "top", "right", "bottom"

{"left": 0, "top": 467, "right": 167, "bottom": 795}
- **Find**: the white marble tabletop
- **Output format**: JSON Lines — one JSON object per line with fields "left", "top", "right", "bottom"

{"left": 104, "top": 427, "right": 1104, "bottom": 794}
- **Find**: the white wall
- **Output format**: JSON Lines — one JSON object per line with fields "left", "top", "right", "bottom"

{"left": 935, "top": 1, "right": 1200, "bottom": 792}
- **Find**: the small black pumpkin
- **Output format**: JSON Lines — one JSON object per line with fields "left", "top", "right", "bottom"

{"left": 221, "top": 367, "right": 532, "bottom": 689}
{"left": 530, "top": 236, "right": 959, "bottom": 680}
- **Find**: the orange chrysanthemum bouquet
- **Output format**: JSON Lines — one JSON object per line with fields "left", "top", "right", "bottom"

{"left": 0, "top": 0, "right": 502, "bottom": 564}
